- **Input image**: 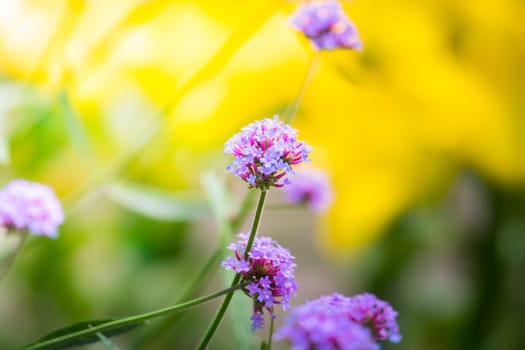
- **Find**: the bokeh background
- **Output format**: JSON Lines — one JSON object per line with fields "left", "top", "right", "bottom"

{"left": 1, "top": 0, "right": 524, "bottom": 349}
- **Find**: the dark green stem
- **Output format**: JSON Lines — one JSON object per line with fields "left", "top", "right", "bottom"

{"left": 18, "top": 284, "right": 244, "bottom": 350}
{"left": 196, "top": 190, "right": 268, "bottom": 350}
{"left": 266, "top": 315, "right": 274, "bottom": 350}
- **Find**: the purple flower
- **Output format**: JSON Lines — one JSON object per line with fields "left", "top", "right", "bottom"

{"left": 224, "top": 116, "right": 311, "bottom": 190}
{"left": 275, "top": 294, "right": 378, "bottom": 350}
{"left": 221, "top": 234, "right": 298, "bottom": 330}
{"left": 275, "top": 293, "right": 401, "bottom": 349}
{"left": 290, "top": 1, "right": 363, "bottom": 51}
{"left": 282, "top": 167, "right": 334, "bottom": 213}
{"left": 0, "top": 179, "right": 64, "bottom": 238}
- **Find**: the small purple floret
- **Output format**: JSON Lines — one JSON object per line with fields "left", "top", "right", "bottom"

{"left": 221, "top": 233, "right": 298, "bottom": 330}
{"left": 290, "top": 1, "right": 363, "bottom": 51}
{"left": 275, "top": 292, "right": 401, "bottom": 349}
{"left": 224, "top": 116, "right": 311, "bottom": 190}
{"left": 282, "top": 167, "right": 334, "bottom": 213}
{"left": 0, "top": 179, "right": 64, "bottom": 238}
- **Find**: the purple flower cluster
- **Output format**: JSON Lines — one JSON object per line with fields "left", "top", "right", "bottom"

{"left": 290, "top": 1, "right": 363, "bottom": 51}
{"left": 0, "top": 179, "right": 64, "bottom": 238}
{"left": 224, "top": 116, "right": 311, "bottom": 190}
{"left": 221, "top": 234, "right": 298, "bottom": 330}
{"left": 282, "top": 167, "right": 334, "bottom": 213}
{"left": 275, "top": 292, "right": 401, "bottom": 349}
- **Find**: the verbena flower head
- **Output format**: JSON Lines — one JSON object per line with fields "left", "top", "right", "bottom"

{"left": 0, "top": 179, "right": 64, "bottom": 238}
{"left": 275, "top": 293, "right": 401, "bottom": 349}
{"left": 275, "top": 293, "right": 378, "bottom": 350}
{"left": 346, "top": 292, "right": 402, "bottom": 343}
{"left": 221, "top": 233, "right": 298, "bottom": 330}
{"left": 224, "top": 116, "right": 311, "bottom": 190}
{"left": 282, "top": 166, "right": 334, "bottom": 213}
{"left": 290, "top": 1, "right": 363, "bottom": 51}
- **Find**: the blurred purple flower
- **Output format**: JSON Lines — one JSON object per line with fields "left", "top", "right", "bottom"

{"left": 275, "top": 293, "right": 378, "bottom": 350}
{"left": 290, "top": 1, "right": 363, "bottom": 51}
{"left": 275, "top": 292, "right": 401, "bottom": 349}
{"left": 347, "top": 292, "right": 402, "bottom": 343}
{"left": 0, "top": 179, "right": 64, "bottom": 238}
{"left": 282, "top": 167, "right": 334, "bottom": 213}
{"left": 224, "top": 116, "right": 311, "bottom": 190}
{"left": 221, "top": 234, "right": 298, "bottom": 330}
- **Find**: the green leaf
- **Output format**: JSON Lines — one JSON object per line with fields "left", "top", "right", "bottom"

{"left": 105, "top": 181, "right": 210, "bottom": 221}
{"left": 59, "top": 91, "right": 93, "bottom": 157}
{"left": 200, "top": 172, "right": 234, "bottom": 226}
{"left": 260, "top": 341, "right": 268, "bottom": 350}
{"left": 21, "top": 319, "right": 143, "bottom": 350}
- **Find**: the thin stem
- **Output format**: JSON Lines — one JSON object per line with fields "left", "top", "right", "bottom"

{"left": 266, "top": 316, "right": 275, "bottom": 350}
{"left": 19, "top": 284, "right": 245, "bottom": 350}
{"left": 93, "top": 330, "right": 122, "bottom": 350}
{"left": 243, "top": 190, "right": 267, "bottom": 259}
{"left": 283, "top": 51, "right": 321, "bottom": 124}
{"left": 0, "top": 230, "right": 28, "bottom": 283}
{"left": 196, "top": 190, "right": 268, "bottom": 350}
{"left": 195, "top": 274, "right": 242, "bottom": 350}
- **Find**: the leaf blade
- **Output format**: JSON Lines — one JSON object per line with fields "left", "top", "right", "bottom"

{"left": 105, "top": 181, "right": 210, "bottom": 221}
{"left": 20, "top": 319, "right": 143, "bottom": 350}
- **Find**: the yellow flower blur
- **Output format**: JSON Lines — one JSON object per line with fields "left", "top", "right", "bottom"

{"left": 1, "top": 0, "right": 524, "bottom": 252}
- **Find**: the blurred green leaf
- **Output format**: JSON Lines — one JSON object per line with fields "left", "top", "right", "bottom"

{"left": 21, "top": 319, "right": 142, "bottom": 350}
{"left": 200, "top": 172, "right": 234, "bottom": 227}
{"left": 105, "top": 181, "right": 209, "bottom": 221}
{"left": 59, "top": 91, "right": 92, "bottom": 157}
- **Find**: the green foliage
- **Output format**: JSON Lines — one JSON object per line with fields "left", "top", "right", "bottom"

{"left": 105, "top": 181, "right": 209, "bottom": 222}
{"left": 19, "top": 319, "right": 143, "bottom": 350}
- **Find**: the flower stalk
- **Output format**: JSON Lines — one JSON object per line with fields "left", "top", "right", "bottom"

{"left": 18, "top": 284, "right": 246, "bottom": 350}
{"left": 196, "top": 189, "right": 267, "bottom": 350}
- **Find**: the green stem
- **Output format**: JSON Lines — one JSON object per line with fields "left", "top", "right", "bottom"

{"left": 196, "top": 190, "right": 268, "bottom": 350}
{"left": 266, "top": 316, "right": 274, "bottom": 350}
{"left": 0, "top": 229, "right": 28, "bottom": 283}
{"left": 243, "top": 190, "right": 267, "bottom": 258}
{"left": 283, "top": 52, "right": 320, "bottom": 124}
{"left": 19, "top": 284, "right": 244, "bottom": 350}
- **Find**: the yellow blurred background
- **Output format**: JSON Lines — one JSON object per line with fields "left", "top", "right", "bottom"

{"left": 2, "top": 0, "right": 524, "bottom": 250}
